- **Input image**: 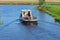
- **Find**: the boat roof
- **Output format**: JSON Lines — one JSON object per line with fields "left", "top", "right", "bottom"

{"left": 22, "top": 10, "right": 31, "bottom": 11}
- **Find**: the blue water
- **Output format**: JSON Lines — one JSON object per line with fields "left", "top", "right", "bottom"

{"left": 0, "top": 5, "right": 60, "bottom": 40}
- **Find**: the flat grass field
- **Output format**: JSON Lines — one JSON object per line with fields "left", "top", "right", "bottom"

{"left": 0, "top": 0, "right": 39, "bottom": 4}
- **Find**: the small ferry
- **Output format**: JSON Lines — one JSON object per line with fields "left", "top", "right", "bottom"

{"left": 20, "top": 10, "right": 38, "bottom": 25}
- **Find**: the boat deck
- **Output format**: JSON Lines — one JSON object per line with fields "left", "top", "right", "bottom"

{"left": 22, "top": 19, "right": 38, "bottom": 21}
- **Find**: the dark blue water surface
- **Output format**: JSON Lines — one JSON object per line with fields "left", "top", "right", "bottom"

{"left": 0, "top": 5, "right": 60, "bottom": 40}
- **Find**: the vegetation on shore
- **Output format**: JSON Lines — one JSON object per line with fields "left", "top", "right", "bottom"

{"left": 0, "top": 16, "right": 3, "bottom": 25}
{"left": 45, "top": 5, "right": 60, "bottom": 22}
{"left": 38, "top": 0, "right": 60, "bottom": 23}
{"left": 38, "top": 5, "right": 60, "bottom": 22}
{"left": 0, "top": 21, "right": 3, "bottom": 25}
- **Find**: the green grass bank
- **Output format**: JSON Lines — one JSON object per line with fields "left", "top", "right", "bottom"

{"left": 38, "top": 4, "right": 60, "bottom": 22}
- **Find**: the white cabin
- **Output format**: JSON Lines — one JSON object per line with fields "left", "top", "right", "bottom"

{"left": 21, "top": 10, "right": 33, "bottom": 19}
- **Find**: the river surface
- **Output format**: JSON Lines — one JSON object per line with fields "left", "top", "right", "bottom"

{"left": 0, "top": 5, "right": 60, "bottom": 40}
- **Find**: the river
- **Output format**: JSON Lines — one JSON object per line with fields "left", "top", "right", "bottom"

{"left": 0, "top": 5, "right": 60, "bottom": 40}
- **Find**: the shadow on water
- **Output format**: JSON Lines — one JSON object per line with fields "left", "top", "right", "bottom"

{"left": 54, "top": 18, "right": 60, "bottom": 23}
{"left": 21, "top": 21, "right": 38, "bottom": 26}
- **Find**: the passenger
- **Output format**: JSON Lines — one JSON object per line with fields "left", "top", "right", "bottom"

{"left": 22, "top": 12, "right": 26, "bottom": 18}
{"left": 28, "top": 11, "right": 32, "bottom": 20}
{"left": 28, "top": 11, "right": 30, "bottom": 17}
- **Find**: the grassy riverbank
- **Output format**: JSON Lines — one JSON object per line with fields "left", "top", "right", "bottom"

{"left": 47, "top": 5, "right": 60, "bottom": 22}
{"left": 38, "top": 4, "right": 60, "bottom": 22}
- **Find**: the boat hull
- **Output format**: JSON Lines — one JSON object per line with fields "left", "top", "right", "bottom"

{"left": 21, "top": 20, "right": 38, "bottom": 25}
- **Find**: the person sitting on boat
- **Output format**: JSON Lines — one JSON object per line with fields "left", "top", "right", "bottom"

{"left": 22, "top": 12, "right": 26, "bottom": 18}
{"left": 28, "top": 11, "right": 33, "bottom": 20}
{"left": 22, "top": 11, "right": 29, "bottom": 20}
